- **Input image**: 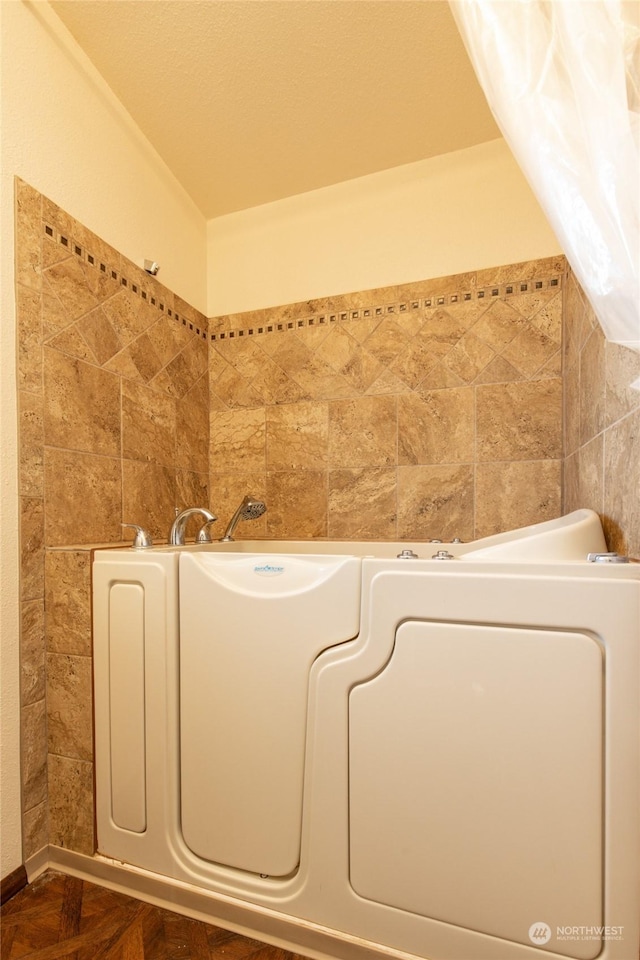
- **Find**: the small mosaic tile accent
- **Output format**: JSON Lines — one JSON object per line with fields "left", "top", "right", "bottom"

{"left": 209, "top": 275, "right": 564, "bottom": 343}
{"left": 42, "top": 221, "right": 207, "bottom": 341}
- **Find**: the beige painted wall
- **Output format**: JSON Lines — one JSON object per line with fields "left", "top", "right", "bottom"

{"left": 206, "top": 139, "right": 562, "bottom": 317}
{"left": 0, "top": 0, "right": 206, "bottom": 877}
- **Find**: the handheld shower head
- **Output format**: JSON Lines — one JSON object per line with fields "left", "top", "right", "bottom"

{"left": 220, "top": 495, "right": 266, "bottom": 541}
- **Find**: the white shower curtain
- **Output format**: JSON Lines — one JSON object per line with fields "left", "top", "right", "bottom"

{"left": 451, "top": 0, "right": 639, "bottom": 353}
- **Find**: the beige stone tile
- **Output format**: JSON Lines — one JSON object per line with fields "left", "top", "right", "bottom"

{"left": 314, "top": 325, "right": 359, "bottom": 373}
{"left": 215, "top": 336, "right": 267, "bottom": 381}
{"left": 562, "top": 451, "right": 581, "bottom": 517}
{"left": 530, "top": 290, "right": 563, "bottom": 337}
{"left": 176, "top": 374, "right": 209, "bottom": 472}
{"left": 22, "top": 800, "right": 48, "bottom": 860}
{"left": 420, "top": 308, "right": 473, "bottom": 349}
{"left": 442, "top": 333, "right": 495, "bottom": 384}
{"left": 420, "top": 363, "right": 466, "bottom": 390}
{"left": 211, "top": 364, "right": 264, "bottom": 409}
{"left": 210, "top": 408, "right": 266, "bottom": 471}
{"left": 472, "top": 355, "right": 523, "bottom": 386}
{"left": 328, "top": 395, "right": 397, "bottom": 468}
{"left": 42, "top": 232, "right": 71, "bottom": 270}
{"left": 42, "top": 195, "right": 74, "bottom": 238}
{"left": 103, "top": 343, "right": 147, "bottom": 384}
{"left": 289, "top": 356, "right": 357, "bottom": 402}
{"left": 579, "top": 325, "right": 606, "bottom": 445}
{"left": 127, "top": 331, "right": 164, "bottom": 384}
{"left": 266, "top": 401, "right": 328, "bottom": 470}
{"left": 151, "top": 313, "right": 192, "bottom": 367}
{"left": 564, "top": 434, "right": 604, "bottom": 519}
{"left": 122, "top": 460, "right": 176, "bottom": 542}
{"left": 267, "top": 331, "right": 314, "bottom": 373}
{"left": 537, "top": 349, "right": 562, "bottom": 380}
{"left": 398, "top": 389, "right": 474, "bottom": 465}
{"left": 101, "top": 289, "right": 154, "bottom": 345}
{"left": 346, "top": 316, "right": 383, "bottom": 345}
{"left": 17, "top": 284, "right": 43, "bottom": 394}
{"left": 15, "top": 179, "right": 42, "bottom": 291}
{"left": 250, "top": 354, "right": 309, "bottom": 405}
{"left": 176, "top": 470, "right": 210, "bottom": 517}
{"left": 397, "top": 465, "right": 474, "bottom": 541}
{"left": 76, "top": 306, "right": 123, "bottom": 365}
{"left": 564, "top": 354, "right": 581, "bottom": 459}
{"left": 21, "top": 698, "right": 47, "bottom": 810}
{"left": 46, "top": 653, "right": 93, "bottom": 761}
{"left": 328, "top": 468, "right": 396, "bottom": 539}
{"left": 46, "top": 323, "right": 97, "bottom": 365}
{"left": 81, "top": 258, "right": 123, "bottom": 303}
{"left": 476, "top": 256, "right": 565, "bottom": 287}
{"left": 603, "top": 408, "right": 640, "bottom": 559}
{"left": 265, "top": 470, "right": 327, "bottom": 538}
{"left": 122, "top": 379, "right": 177, "bottom": 467}
{"left": 43, "top": 258, "right": 99, "bottom": 321}
{"left": 44, "top": 348, "right": 121, "bottom": 456}
{"left": 563, "top": 271, "right": 589, "bottom": 371}
{"left": 209, "top": 473, "right": 268, "bottom": 540}
{"left": 390, "top": 332, "right": 444, "bottom": 390}
{"left": 500, "top": 324, "right": 561, "bottom": 380}
{"left": 363, "top": 317, "right": 411, "bottom": 368}
{"left": 21, "top": 497, "right": 44, "bottom": 601}
{"left": 48, "top": 754, "right": 94, "bottom": 855}
{"left": 475, "top": 461, "right": 562, "bottom": 538}
{"left": 476, "top": 380, "right": 563, "bottom": 461}
{"left": 44, "top": 449, "right": 121, "bottom": 546}
{"left": 45, "top": 551, "right": 92, "bottom": 656}
{"left": 471, "top": 300, "right": 526, "bottom": 351}
{"left": 42, "top": 284, "right": 73, "bottom": 340}
{"left": 341, "top": 345, "right": 385, "bottom": 394}
{"left": 605, "top": 341, "right": 640, "bottom": 427}
{"left": 365, "top": 368, "right": 412, "bottom": 396}
{"left": 19, "top": 391, "right": 44, "bottom": 497}
{"left": 21, "top": 599, "right": 45, "bottom": 707}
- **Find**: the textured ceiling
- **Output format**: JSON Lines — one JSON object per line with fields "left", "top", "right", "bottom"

{"left": 49, "top": 0, "right": 499, "bottom": 218}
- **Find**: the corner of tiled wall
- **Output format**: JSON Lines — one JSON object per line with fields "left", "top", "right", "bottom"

{"left": 563, "top": 267, "right": 640, "bottom": 558}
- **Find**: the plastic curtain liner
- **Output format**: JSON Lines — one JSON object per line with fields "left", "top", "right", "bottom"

{"left": 451, "top": 0, "right": 640, "bottom": 354}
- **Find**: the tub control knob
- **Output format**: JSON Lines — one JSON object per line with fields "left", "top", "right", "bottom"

{"left": 397, "top": 549, "right": 419, "bottom": 559}
{"left": 432, "top": 549, "right": 455, "bottom": 560}
{"left": 122, "top": 523, "right": 153, "bottom": 549}
{"left": 587, "top": 552, "right": 630, "bottom": 563}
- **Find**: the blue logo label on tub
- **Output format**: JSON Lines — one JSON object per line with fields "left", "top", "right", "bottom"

{"left": 253, "top": 563, "right": 285, "bottom": 576}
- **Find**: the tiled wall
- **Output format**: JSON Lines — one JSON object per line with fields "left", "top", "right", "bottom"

{"left": 563, "top": 269, "right": 640, "bottom": 559}
{"left": 15, "top": 179, "right": 209, "bottom": 858}
{"left": 208, "top": 259, "right": 565, "bottom": 541}
{"left": 15, "top": 178, "right": 639, "bottom": 866}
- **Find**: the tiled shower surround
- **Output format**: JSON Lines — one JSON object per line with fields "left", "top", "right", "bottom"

{"left": 208, "top": 263, "right": 565, "bottom": 541}
{"left": 13, "top": 179, "right": 640, "bottom": 864}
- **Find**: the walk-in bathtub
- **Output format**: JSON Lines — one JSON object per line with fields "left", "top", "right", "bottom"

{"left": 91, "top": 510, "right": 640, "bottom": 960}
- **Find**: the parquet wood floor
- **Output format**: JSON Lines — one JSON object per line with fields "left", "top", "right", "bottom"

{"left": 0, "top": 871, "right": 313, "bottom": 960}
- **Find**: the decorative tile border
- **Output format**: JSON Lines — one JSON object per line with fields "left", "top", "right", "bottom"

{"left": 42, "top": 221, "right": 208, "bottom": 341}
{"left": 210, "top": 275, "right": 562, "bottom": 342}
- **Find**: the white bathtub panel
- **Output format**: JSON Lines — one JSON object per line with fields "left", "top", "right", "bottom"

{"left": 179, "top": 552, "right": 361, "bottom": 877}
{"left": 349, "top": 621, "right": 603, "bottom": 959}
{"left": 108, "top": 583, "right": 147, "bottom": 833}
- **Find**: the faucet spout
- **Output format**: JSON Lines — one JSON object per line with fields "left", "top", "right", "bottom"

{"left": 169, "top": 507, "right": 217, "bottom": 546}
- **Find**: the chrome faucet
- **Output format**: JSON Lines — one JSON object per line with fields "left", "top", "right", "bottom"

{"left": 169, "top": 507, "right": 217, "bottom": 546}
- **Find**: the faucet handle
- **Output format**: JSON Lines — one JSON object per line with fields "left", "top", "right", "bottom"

{"left": 196, "top": 519, "right": 217, "bottom": 543}
{"left": 122, "top": 523, "right": 153, "bottom": 549}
